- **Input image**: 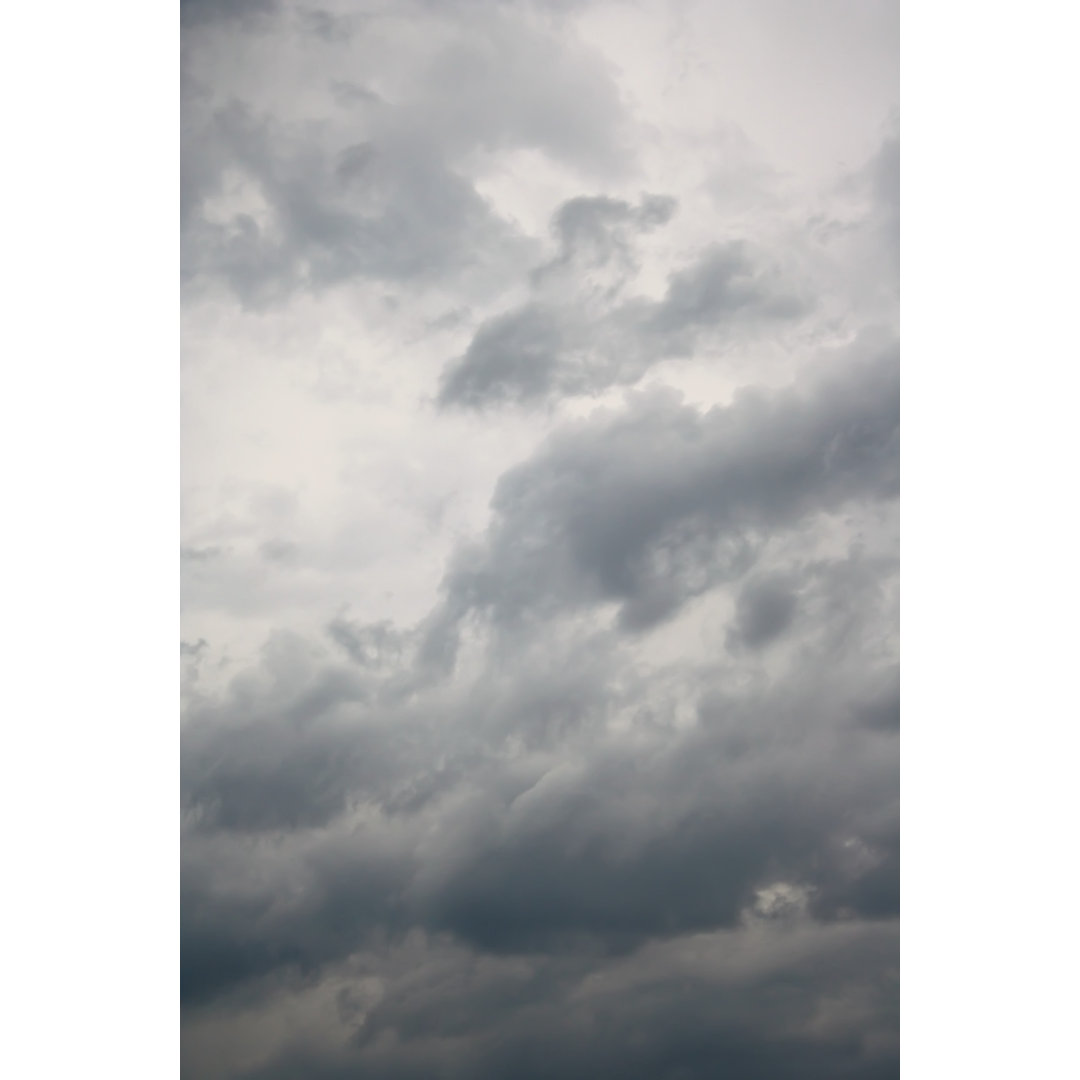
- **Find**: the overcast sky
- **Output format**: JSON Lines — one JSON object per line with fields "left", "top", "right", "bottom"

{"left": 180, "top": 1, "right": 899, "bottom": 1076}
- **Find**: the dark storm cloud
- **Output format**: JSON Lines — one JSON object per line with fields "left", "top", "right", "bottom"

{"left": 432, "top": 335, "right": 898, "bottom": 644}
{"left": 182, "top": 628, "right": 424, "bottom": 834}
{"left": 238, "top": 932, "right": 899, "bottom": 1080}
{"left": 181, "top": 837, "right": 413, "bottom": 1007}
{"left": 420, "top": 738, "right": 894, "bottom": 955}
{"left": 182, "top": 728, "right": 896, "bottom": 1013}
{"left": 181, "top": 541, "right": 897, "bottom": 1006}
{"left": 438, "top": 225, "right": 809, "bottom": 408}
{"left": 182, "top": 686, "right": 371, "bottom": 832}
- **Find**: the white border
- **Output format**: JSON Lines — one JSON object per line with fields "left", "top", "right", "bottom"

{"left": 904, "top": 1, "right": 1078, "bottom": 1075}
{"left": 2, "top": 1, "right": 178, "bottom": 1076}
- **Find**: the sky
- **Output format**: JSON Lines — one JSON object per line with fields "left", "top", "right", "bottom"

{"left": 180, "top": 1, "right": 899, "bottom": 1077}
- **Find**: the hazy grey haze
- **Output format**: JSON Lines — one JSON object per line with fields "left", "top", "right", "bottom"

{"left": 181, "top": 1, "right": 899, "bottom": 1076}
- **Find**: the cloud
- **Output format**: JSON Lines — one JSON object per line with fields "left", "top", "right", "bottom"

{"left": 297, "top": 8, "right": 354, "bottom": 43}
{"left": 533, "top": 192, "right": 678, "bottom": 284}
{"left": 183, "top": 690, "right": 898, "bottom": 1013}
{"left": 180, "top": 0, "right": 280, "bottom": 31}
{"left": 184, "top": 875, "right": 897, "bottom": 1080}
{"left": 182, "top": 534, "right": 898, "bottom": 1010}
{"left": 181, "top": 544, "right": 224, "bottom": 563}
{"left": 647, "top": 242, "right": 806, "bottom": 336}
{"left": 852, "top": 668, "right": 901, "bottom": 733}
{"left": 728, "top": 574, "right": 799, "bottom": 651}
{"left": 180, "top": 2, "right": 899, "bottom": 1076}
{"left": 181, "top": 3, "right": 634, "bottom": 307}
{"left": 432, "top": 334, "right": 897, "bottom": 642}
{"left": 179, "top": 325, "right": 898, "bottom": 1015}
{"left": 181, "top": 103, "right": 531, "bottom": 307}
{"left": 438, "top": 224, "right": 809, "bottom": 408}
{"left": 437, "top": 304, "right": 570, "bottom": 408}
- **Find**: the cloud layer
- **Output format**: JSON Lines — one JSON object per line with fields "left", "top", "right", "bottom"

{"left": 181, "top": 2, "right": 899, "bottom": 1077}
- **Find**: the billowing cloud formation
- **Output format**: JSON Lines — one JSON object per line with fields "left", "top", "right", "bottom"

{"left": 431, "top": 334, "right": 897, "bottom": 640}
{"left": 181, "top": 2, "right": 899, "bottom": 1078}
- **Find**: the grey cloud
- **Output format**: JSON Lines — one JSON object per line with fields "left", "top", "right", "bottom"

{"left": 425, "top": 793, "right": 832, "bottom": 954}
{"left": 181, "top": 544, "right": 223, "bottom": 562}
{"left": 434, "top": 337, "right": 898, "bottom": 643}
{"left": 872, "top": 136, "right": 900, "bottom": 224}
{"left": 181, "top": 0, "right": 280, "bottom": 31}
{"left": 534, "top": 192, "right": 678, "bottom": 283}
{"left": 852, "top": 668, "right": 900, "bottom": 733}
{"left": 329, "top": 80, "right": 384, "bottom": 108}
{"left": 182, "top": 564, "right": 897, "bottom": 1005}
{"left": 647, "top": 242, "right": 806, "bottom": 337}
{"left": 181, "top": 6, "right": 634, "bottom": 306}
{"left": 870, "top": 134, "right": 900, "bottom": 284}
{"left": 227, "top": 923, "right": 897, "bottom": 1080}
{"left": 421, "top": 666, "right": 898, "bottom": 953}
{"left": 808, "top": 129, "right": 900, "bottom": 322}
{"left": 297, "top": 8, "right": 354, "bottom": 42}
{"left": 439, "top": 233, "right": 807, "bottom": 408}
{"left": 181, "top": 339, "right": 897, "bottom": 1025}
{"left": 717, "top": 550, "right": 899, "bottom": 672}
{"left": 182, "top": 691, "right": 379, "bottom": 833}
{"left": 182, "top": 102, "right": 529, "bottom": 307}
{"left": 799, "top": 549, "right": 899, "bottom": 666}
{"left": 181, "top": 4, "right": 899, "bottom": 1073}
{"left": 326, "top": 613, "right": 404, "bottom": 670}
{"left": 404, "top": 10, "right": 632, "bottom": 173}
{"left": 187, "top": 743, "right": 902, "bottom": 1071}
{"left": 181, "top": 839, "right": 413, "bottom": 1008}
{"left": 436, "top": 305, "right": 570, "bottom": 409}
{"left": 837, "top": 130, "right": 899, "bottom": 296}
{"left": 259, "top": 538, "right": 299, "bottom": 563}
{"left": 728, "top": 575, "right": 799, "bottom": 651}
{"left": 183, "top": 631, "right": 374, "bottom": 830}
